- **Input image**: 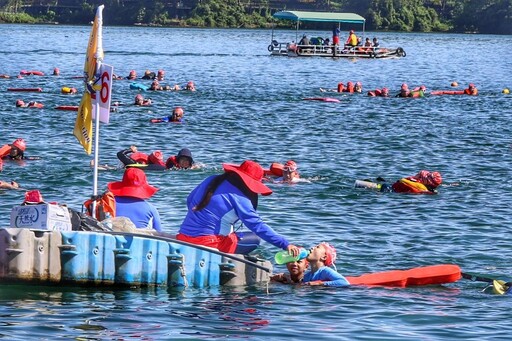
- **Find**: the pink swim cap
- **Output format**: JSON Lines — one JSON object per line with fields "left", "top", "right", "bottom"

{"left": 321, "top": 242, "right": 337, "bottom": 266}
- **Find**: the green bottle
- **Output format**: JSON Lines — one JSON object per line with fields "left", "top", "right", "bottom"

{"left": 274, "top": 248, "right": 309, "bottom": 264}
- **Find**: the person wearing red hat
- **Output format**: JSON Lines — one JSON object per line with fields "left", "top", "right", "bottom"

{"left": 107, "top": 167, "right": 162, "bottom": 231}
{"left": 177, "top": 160, "right": 301, "bottom": 255}
{"left": 355, "top": 170, "right": 443, "bottom": 194}
{"left": 303, "top": 242, "right": 349, "bottom": 287}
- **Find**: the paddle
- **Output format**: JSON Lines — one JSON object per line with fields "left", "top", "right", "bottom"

{"left": 105, "top": 231, "right": 271, "bottom": 273}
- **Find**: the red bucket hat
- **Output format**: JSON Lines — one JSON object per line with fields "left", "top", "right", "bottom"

{"left": 107, "top": 168, "right": 158, "bottom": 199}
{"left": 223, "top": 160, "right": 273, "bottom": 196}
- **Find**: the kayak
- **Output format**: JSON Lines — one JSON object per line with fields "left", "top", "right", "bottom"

{"left": 346, "top": 264, "right": 461, "bottom": 287}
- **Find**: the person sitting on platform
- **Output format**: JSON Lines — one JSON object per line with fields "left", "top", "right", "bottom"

{"left": 107, "top": 167, "right": 162, "bottom": 232}
{"left": 176, "top": 160, "right": 301, "bottom": 255}
{"left": 299, "top": 34, "right": 310, "bottom": 46}
{"left": 344, "top": 30, "right": 358, "bottom": 49}
{"left": 303, "top": 242, "right": 350, "bottom": 287}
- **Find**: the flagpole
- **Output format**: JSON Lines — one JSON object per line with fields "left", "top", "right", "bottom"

{"left": 91, "top": 5, "right": 104, "bottom": 217}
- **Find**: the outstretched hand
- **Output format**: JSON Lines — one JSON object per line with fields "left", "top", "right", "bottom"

{"left": 286, "top": 244, "right": 300, "bottom": 257}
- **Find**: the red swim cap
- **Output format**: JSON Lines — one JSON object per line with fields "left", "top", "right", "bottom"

{"left": 149, "top": 150, "right": 164, "bottom": 165}
{"left": 12, "top": 138, "right": 26, "bottom": 151}
{"left": 284, "top": 160, "right": 298, "bottom": 172}
{"left": 16, "top": 99, "right": 25, "bottom": 107}
{"left": 416, "top": 170, "right": 442, "bottom": 188}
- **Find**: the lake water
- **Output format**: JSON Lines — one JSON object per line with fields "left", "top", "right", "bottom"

{"left": 0, "top": 23, "right": 512, "bottom": 339}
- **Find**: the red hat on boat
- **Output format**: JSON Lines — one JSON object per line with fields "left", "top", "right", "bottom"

{"left": 24, "top": 190, "right": 44, "bottom": 204}
{"left": 223, "top": 160, "right": 272, "bottom": 196}
{"left": 107, "top": 168, "right": 158, "bottom": 199}
{"left": 12, "top": 138, "right": 26, "bottom": 151}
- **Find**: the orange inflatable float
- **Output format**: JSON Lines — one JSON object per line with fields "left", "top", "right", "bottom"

{"left": 346, "top": 264, "right": 461, "bottom": 287}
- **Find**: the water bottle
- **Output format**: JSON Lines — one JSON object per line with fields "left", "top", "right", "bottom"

{"left": 354, "top": 180, "right": 382, "bottom": 190}
{"left": 275, "top": 248, "right": 309, "bottom": 264}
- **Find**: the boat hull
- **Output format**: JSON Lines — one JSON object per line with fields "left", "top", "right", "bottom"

{"left": 0, "top": 228, "right": 272, "bottom": 289}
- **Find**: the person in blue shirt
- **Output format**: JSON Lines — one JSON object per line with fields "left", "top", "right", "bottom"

{"left": 107, "top": 167, "right": 162, "bottom": 232}
{"left": 177, "top": 160, "right": 300, "bottom": 256}
{"left": 303, "top": 242, "right": 350, "bottom": 287}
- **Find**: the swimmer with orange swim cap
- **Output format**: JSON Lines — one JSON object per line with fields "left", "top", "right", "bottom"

{"left": 303, "top": 242, "right": 350, "bottom": 287}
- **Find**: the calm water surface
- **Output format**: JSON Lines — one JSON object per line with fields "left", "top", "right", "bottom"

{"left": 0, "top": 24, "right": 511, "bottom": 340}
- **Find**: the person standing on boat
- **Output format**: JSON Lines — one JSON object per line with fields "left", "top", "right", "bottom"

{"left": 332, "top": 26, "right": 340, "bottom": 46}
{"left": 107, "top": 167, "right": 162, "bottom": 232}
{"left": 177, "top": 160, "right": 301, "bottom": 255}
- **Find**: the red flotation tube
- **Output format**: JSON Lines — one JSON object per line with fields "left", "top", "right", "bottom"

{"left": 430, "top": 90, "right": 465, "bottom": 96}
{"left": 55, "top": 105, "right": 79, "bottom": 111}
{"left": 346, "top": 264, "right": 461, "bottom": 287}
{"left": 19, "top": 70, "right": 44, "bottom": 76}
{"left": 8, "top": 88, "right": 43, "bottom": 92}
{"left": 303, "top": 97, "right": 341, "bottom": 102}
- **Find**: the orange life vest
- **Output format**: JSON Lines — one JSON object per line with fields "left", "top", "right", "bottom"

{"left": 0, "top": 144, "right": 11, "bottom": 159}
{"left": 83, "top": 191, "right": 116, "bottom": 221}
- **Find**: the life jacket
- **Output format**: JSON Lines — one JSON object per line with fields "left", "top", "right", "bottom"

{"left": 0, "top": 144, "right": 11, "bottom": 159}
{"left": 337, "top": 83, "right": 345, "bottom": 92}
{"left": 464, "top": 88, "right": 478, "bottom": 95}
{"left": 391, "top": 178, "right": 434, "bottom": 194}
{"left": 83, "top": 190, "right": 116, "bottom": 221}
{"left": 408, "top": 90, "right": 424, "bottom": 98}
{"left": 165, "top": 155, "right": 178, "bottom": 169}
{"left": 264, "top": 162, "right": 284, "bottom": 177}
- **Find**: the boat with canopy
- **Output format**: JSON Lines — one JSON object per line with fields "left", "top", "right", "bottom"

{"left": 269, "top": 10, "right": 406, "bottom": 59}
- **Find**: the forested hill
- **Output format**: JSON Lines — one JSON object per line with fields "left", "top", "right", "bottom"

{"left": 0, "top": 0, "right": 510, "bottom": 35}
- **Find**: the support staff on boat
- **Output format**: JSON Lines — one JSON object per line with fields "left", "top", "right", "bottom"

{"left": 177, "top": 160, "right": 301, "bottom": 255}
{"left": 107, "top": 167, "right": 162, "bottom": 232}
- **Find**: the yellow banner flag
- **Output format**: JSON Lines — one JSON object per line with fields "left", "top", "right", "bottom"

{"left": 74, "top": 5, "right": 104, "bottom": 155}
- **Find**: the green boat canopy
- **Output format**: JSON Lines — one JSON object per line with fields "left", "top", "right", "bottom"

{"left": 273, "top": 11, "right": 365, "bottom": 25}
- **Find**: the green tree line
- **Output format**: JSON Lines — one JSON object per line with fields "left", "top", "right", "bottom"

{"left": 0, "top": 0, "right": 510, "bottom": 34}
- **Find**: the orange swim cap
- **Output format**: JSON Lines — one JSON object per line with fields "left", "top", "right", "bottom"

{"left": 12, "top": 138, "right": 26, "bottom": 151}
